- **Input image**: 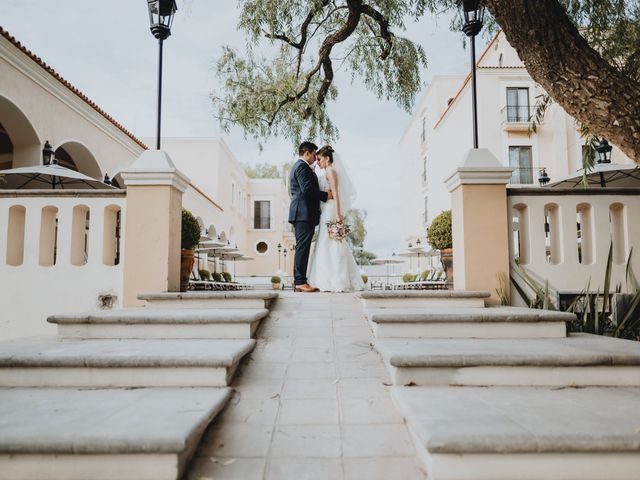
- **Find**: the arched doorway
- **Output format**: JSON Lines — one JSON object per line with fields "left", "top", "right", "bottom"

{"left": 54, "top": 140, "right": 101, "bottom": 179}
{"left": 0, "top": 95, "right": 41, "bottom": 169}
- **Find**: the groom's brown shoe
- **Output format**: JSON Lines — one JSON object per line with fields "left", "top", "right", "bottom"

{"left": 295, "top": 283, "right": 318, "bottom": 293}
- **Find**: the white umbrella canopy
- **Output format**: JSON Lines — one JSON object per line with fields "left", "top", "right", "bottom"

{"left": 0, "top": 164, "right": 115, "bottom": 190}
{"left": 548, "top": 163, "right": 640, "bottom": 189}
{"left": 372, "top": 255, "right": 404, "bottom": 284}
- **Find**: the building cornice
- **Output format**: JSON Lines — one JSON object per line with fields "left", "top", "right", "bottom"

{"left": 0, "top": 26, "right": 147, "bottom": 155}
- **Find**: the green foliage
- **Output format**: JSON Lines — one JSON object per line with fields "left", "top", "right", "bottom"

{"left": 345, "top": 209, "right": 367, "bottom": 249}
{"left": 244, "top": 161, "right": 294, "bottom": 179}
{"left": 361, "top": 274, "right": 368, "bottom": 284}
{"left": 513, "top": 242, "right": 640, "bottom": 340}
{"left": 354, "top": 249, "right": 377, "bottom": 266}
{"left": 426, "top": 210, "right": 452, "bottom": 250}
{"left": 420, "top": 269, "right": 431, "bottom": 281}
{"left": 181, "top": 209, "right": 201, "bottom": 251}
{"left": 271, "top": 275, "right": 282, "bottom": 284}
{"left": 212, "top": 272, "right": 223, "bottom": 282}
{"left": 213, "top": 1, "right": 427, "bottom": 145}
{"left": 221, "top": 271, "right": 233, "bottom": 283}
{"left": 403, "top": 273, "right": 417, "bottom": 283}
{"left": 199, "top": 269, "right": 211, "bottom": 281}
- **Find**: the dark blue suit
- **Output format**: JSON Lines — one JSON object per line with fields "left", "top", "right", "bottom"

{"left": 288, "top": 159, "right": 328, "bottom": 285}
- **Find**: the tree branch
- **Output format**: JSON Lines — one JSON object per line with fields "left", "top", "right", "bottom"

{"left": 360, "top": 3, "right": 393, "bottom": 60}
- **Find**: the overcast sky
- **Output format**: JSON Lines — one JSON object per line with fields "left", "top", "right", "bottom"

{"left": 2, "top": 0, "right": 484, "bottom": 256}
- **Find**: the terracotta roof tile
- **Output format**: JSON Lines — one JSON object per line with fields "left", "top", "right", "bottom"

{"left": 0, "top": 26, "right": 148, "bottom": 150}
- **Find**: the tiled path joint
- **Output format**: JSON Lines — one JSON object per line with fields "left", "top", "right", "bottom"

{"left": 185, "top": 292, "right": 426, "bottom": 480}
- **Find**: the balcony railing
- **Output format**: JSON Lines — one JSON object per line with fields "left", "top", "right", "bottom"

{"left": 503, "top": 105, "right": 532, "bottom": 123}
{"left": 510, "top": 167, "right": 535, "bottom": 185}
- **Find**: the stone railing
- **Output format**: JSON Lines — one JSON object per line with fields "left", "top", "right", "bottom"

{"left": 0, "top": 190, "right": 126, "bottom": 339}
{"left": 507, "top": 187, "right": 640, "bottom": 296}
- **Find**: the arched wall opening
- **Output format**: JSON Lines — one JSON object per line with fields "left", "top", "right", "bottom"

{"left": 0, "top": 95, "right": 41, "bottom": 169}
{"left": 54, "top": 140, "right": 102, "bottom": 179}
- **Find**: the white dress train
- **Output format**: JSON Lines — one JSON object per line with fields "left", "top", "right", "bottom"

{"left": 308, "top": 169, "right": 364, "bottom": 292}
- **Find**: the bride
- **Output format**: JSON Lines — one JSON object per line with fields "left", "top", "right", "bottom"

{"left": 308, "top": 145, "right": 365, "bottom": 292}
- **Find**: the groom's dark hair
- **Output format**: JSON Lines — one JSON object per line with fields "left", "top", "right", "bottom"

{"left": 298, "top": 141, "right": 318, "bottom": 156}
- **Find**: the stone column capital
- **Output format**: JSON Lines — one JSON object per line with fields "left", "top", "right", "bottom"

{"left": 445, "top": 148, "right": 513, "bottom": 192}
{"left": 121, "top": 150, "right": 190, "bottom": 193}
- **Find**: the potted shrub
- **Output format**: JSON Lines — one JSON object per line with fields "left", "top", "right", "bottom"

{"left": 221, "top": 271, "right": 233, "bottom": 283}
{"left": 212, "top": 272, "right": 223, "bottom": 283}
{"left": 427, "top": 210, "right": 453, "bottom": 287}
{"left": 271, "top": 275, "right": 282, "bottom": 290}
{"left": 199, "top": 269, "right": 211, "bottom": 281}
{"left": 361, "top": 274, "right": 368, "bottom": 285}
{"left": 403, "top": 273, "right": 417, "bottom": 283}
{"left": 180, "top": 209, "right": 201, "bottom": 292}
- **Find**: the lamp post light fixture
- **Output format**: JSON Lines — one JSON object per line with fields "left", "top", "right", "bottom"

{"left": 456, "top": 0, "right": 486, "bottom": 149}
{"left": 416, "top": 238, "right": 422, "bottom": 246}
{"left": 538, "top": 168, "right": 550, "bottom": 187}
{"left": 283, "top": 248, "right": 288, "bottom": 273}
{"left": 277, "top": 242, "right": 282, "bottom": 270}
{"left": 42, "top": 141, "right": 55, "bottom": 165}
{"left": 146, "top": 0, "right": 177, "bottom": 150}
{"left": 103, "top": 173, "right": 112, "bottom": 185}
{"left": 596, "top": 139, "right": 613, "bottom": 164}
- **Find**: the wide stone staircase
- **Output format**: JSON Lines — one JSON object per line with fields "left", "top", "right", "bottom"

{"left": 358, "top": 290, "right": 640, "bottom": 480}
{"left": 0, "top": 291, "right": 278, "bottom": 480}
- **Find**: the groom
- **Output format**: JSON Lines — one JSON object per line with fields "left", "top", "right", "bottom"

{"left": 288, "top": 141, "right": 333, "bottom": 292}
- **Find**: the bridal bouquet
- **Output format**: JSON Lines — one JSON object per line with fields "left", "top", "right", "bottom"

{"left": 326, "top": 219, "right": 350, "bottom": 241}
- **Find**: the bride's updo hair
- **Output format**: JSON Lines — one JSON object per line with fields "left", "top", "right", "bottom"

{"left": 317, "top": 145, "right": 335, "bottom": 164}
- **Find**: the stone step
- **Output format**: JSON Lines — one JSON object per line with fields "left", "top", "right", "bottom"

{"left": 138, "top": 291, "right": 278, "bottom": 309}
{"left": 357, "top": 290, "right": 489, "bottom": 309}
{"left": 368, "top": 307, "right": 574, "bottom": 339}
{"left": 375, "top": 334, "right": 640, "bottom": 387}
{"left": 392, "top": 385, "right": 640, "bottom": 480}
{"left": 0, "top": 337, "right": 255, "bottom": 387}
{"left": 48, "top": 308, "right": 269, "bottom": 339}
{"left": 0, "top": 387, "right": 230, "bottom": 480}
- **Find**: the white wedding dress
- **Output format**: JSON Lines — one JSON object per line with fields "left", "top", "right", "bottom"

{"left": 308, "top": 168, "right": 364, "bottom": 292}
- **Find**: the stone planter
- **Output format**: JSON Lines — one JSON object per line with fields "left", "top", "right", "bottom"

{"left": 180, "top": 249, "right": 195, "bottom": 292}
{"left": 440, "top": 247, "right": 453, "bottom": 288}
{"left": 272, "top": 283, "right": 281, "bottom": 290}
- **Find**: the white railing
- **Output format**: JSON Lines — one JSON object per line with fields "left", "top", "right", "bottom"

{"left": 507, "top": 187, "right": 640, "bottom": 300}
{"left": 0, "top": 190, "right": 126, "bottom": 339}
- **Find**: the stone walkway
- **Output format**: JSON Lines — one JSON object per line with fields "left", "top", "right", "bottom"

{"left": 185, "top": 292, "right": 426, "bottom": 480}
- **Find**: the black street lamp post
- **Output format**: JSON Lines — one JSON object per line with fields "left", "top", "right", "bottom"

{"left": 277, "top": 243, "right": 282, "bottom": 271}
{"left": 283, "top": 248, "right": 288, "bottom": 274}
{"left": 457, "top": 0, "right": 486, "bottom": 149}
{"left": 146, "top": 0, "right": 177, "bottom": 150}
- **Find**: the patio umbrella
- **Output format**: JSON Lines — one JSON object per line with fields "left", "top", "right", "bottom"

{"left": 0, "top": 164, "right": 114, "bottom": 190}
{"left": 398, "top": 247, "right": 431, "bottom": 273}
{"left": 372, "top": 255, "right": 404, "bottom": 284}
{"left": 218, "top": 252, "right": 253, "bottom": 278}
{"left": 548, "top": 163, "right": 640, "bottom": 189}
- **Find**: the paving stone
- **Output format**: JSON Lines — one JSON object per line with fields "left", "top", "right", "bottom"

{"left": 266, "top": 458, "right": 343, "bottom": 480}
{"left": 217, "top": 395, "right": 280, "bottom": 425}
{"left": 343, "top": 457, "right": 426, "bottom": 480}
{"left": 278, "top": 398, "right": 340, "bottom": 425}
{"left": 342, "top": 425, "right": 415, "bottom": 457}
{"left": 282, "top": 378, "right": 339, "bottom": 399}
{"left": 199, "top": 424, "right": 274, "bottom": 457}
{"left": 287, "top": 362, "right": 338, "bottom": 379}
{"left": 271, "top": 426, "right": 342, "bottom": 458}
{"left": 186, "top": 457, "right": 266, "bottom": 480}
{"left": 340, "top": 397, "right": 404, "bottom": 424}
{"left": 291, "top": 347, "right": 335, "bottom": 363}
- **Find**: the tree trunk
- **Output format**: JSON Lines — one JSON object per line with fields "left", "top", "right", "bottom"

{"left": 487, "top": 0, "right": 640, "bottom": 162}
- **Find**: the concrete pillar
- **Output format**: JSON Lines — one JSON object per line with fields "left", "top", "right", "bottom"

{"left": 445, "top": 149, "right": 513, "bottom": 305}
{"left": 121, "top": 150, "right": 190, "bottom": 307}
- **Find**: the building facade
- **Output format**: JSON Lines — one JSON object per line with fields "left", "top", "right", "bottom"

{"left": 399, "top": 31, "right": 634, "bottom": 245}
{"left": 0, "top": 27, "right": 292, "bottom": 339}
